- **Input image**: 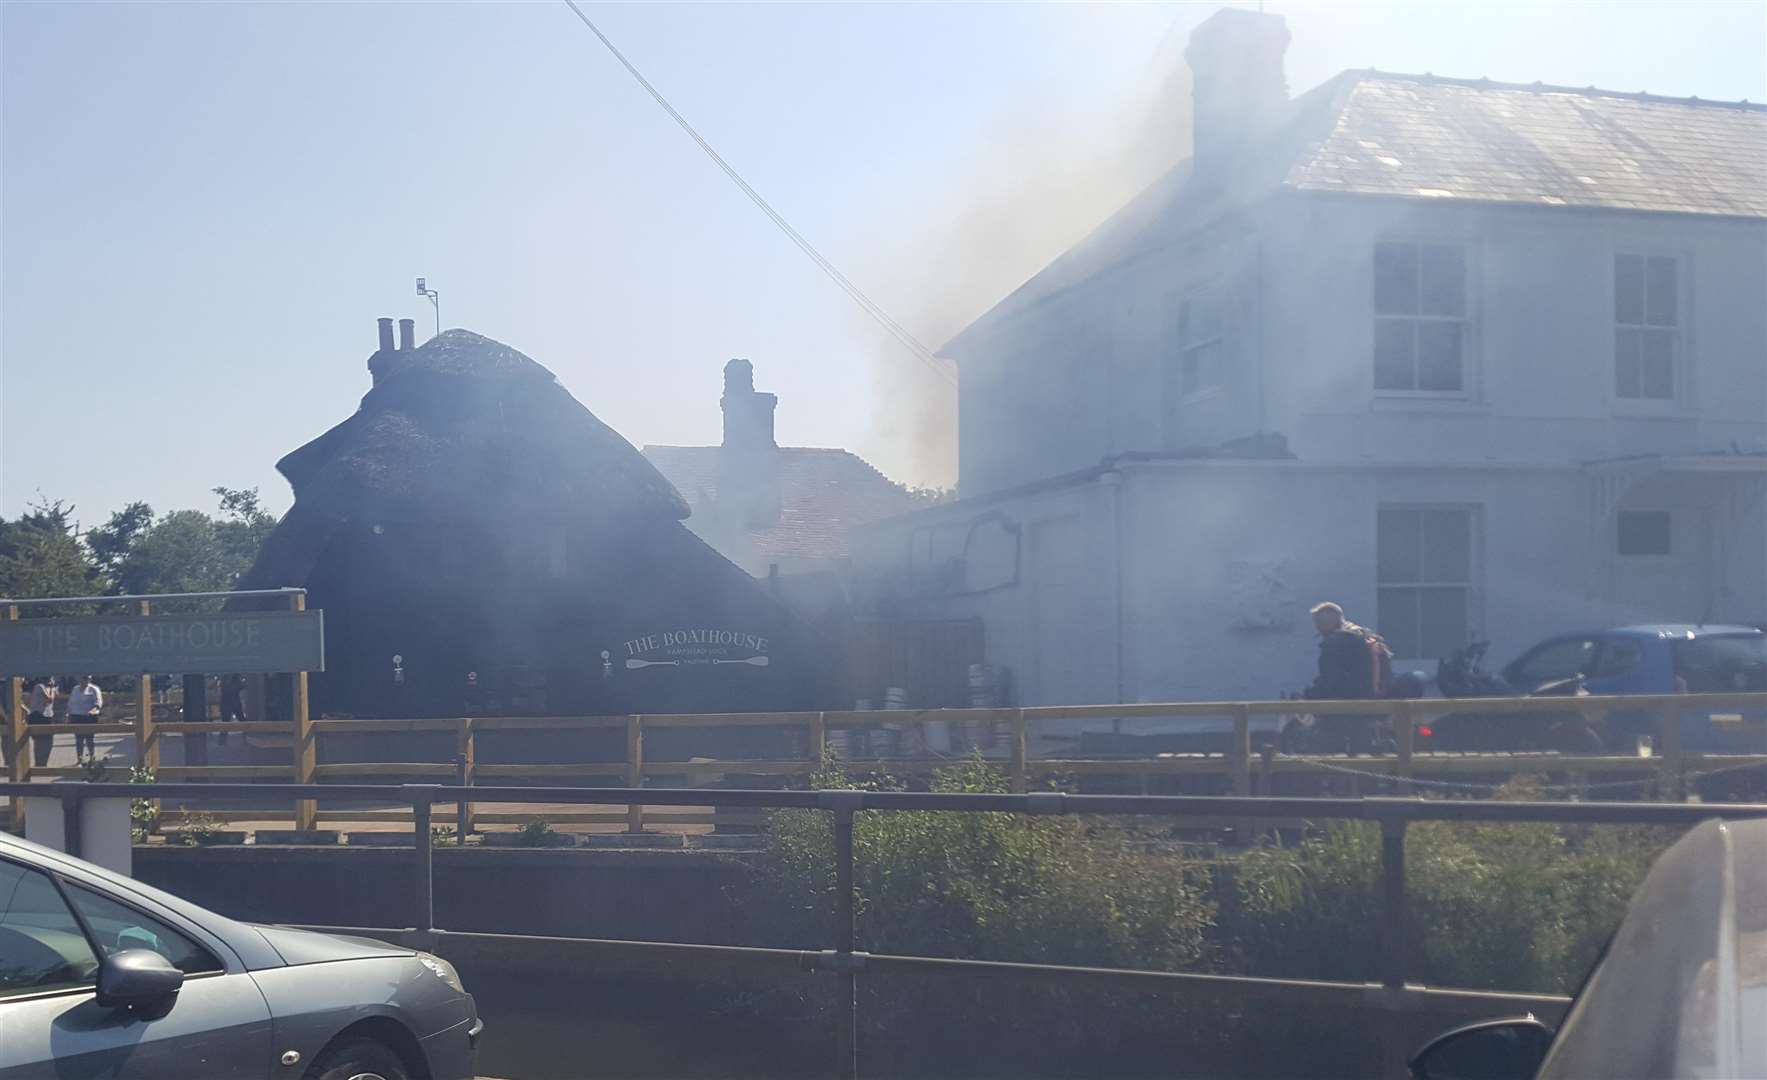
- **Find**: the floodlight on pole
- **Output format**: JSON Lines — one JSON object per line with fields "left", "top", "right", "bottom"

{"left": 416, "top": 277, "right": 440, "bottom": 337}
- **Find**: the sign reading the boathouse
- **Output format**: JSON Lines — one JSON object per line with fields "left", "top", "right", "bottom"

{"left": 0, "top": 611, "right": 325, "bottom": 675}
{"left": 618, "top": 628, "right": 770, "bottom": 671}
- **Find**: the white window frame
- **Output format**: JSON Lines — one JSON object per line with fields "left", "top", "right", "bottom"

{"left": 1375, "top": 503, "right": 1481, "bottom": 661}
{"left": 1372, "top": 240, "right": 1473, "bottom": 400}
{"left": 1175, "top": 287, "right": 1225, "bottom": 402}
{"left": 1612, "top": 251, "right": 1686, "bottom": 408}
{"left": 1615, "top": 508, "right": 1674, "bottom": 559}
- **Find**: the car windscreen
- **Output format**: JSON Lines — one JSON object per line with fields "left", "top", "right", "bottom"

{"left": 1673, "top": 634, "right": 1767, "bottom": 692}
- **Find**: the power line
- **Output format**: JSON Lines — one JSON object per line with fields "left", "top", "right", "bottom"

{"left": 561, "top": 1, "right": 958, "bottom": 386}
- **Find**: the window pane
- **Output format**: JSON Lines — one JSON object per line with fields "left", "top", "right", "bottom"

{"left": 1374, "top": 243, "right": 1418, "bottom": 315}
{"left": 63, "top": 883, "right": 221, "bottom": 975}
{"left": 1374, "top": 319, "right": 1415, "bottom": 390}
{"left": 1416, "top": 321, "right": 1463, "bottom": 391}
{"left": 1646, "top": 256, "right": 1677, "bottom": 326}
{"left": 0, "top": 861, "right": 100, "bottom": 998}
{"left": 1192, "top": 294, "right": 1223, "bottom": 342}
{"left": 1615, "top": 254, "right": 1644, "bottom": 324}
{"left": 1615, "top": 328, "right": 1642, "bottom": 398}
{"left": 1378, "top": 587, "right": 1421, "bottom": 659}
{"left": 1417, "top": 587, "right": 1469, "bottom": 659}
{"left": 1377, "top": 508, "right": 1422, "bottom": 584}
{"left": 1180, "top": 351, "right": 1200, "bottom": 397}
{"left": 1617, "top": 510, "right": 1672, "bottom": 556}
{"left": 1515, "top": 638, "right": 1599, "bottom": 683}
{"left": 1419, "top": 244, "right": 1465, "bottom": 317}
{"left": 1420, "top": 509, "right": 1472, "bottom": 581}
{"left": 1640, "top": 329, "right": 1674, "bottom": 398}
{"left": 1593, "top": 639, "right": 1645, "bottom": 678}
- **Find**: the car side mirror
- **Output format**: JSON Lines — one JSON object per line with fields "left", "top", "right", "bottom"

{"left": 95, "top": 950, "right": 185, "bottom": 1013}
{"left": 1410, "top": 1017, "right": 1554, "bottom": 1080}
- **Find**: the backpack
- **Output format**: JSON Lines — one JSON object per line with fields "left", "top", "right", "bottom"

{"left": 1363, "top": 630, "right": 1396, "bottom": 698}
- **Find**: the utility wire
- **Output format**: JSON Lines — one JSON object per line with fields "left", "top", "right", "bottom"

{"left": 562, "top": 1, "right": 958, "bottom": 386}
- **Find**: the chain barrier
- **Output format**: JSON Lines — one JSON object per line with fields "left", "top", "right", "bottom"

{"left": 1282, "top": 753, "right": 1766, "bottom": 796}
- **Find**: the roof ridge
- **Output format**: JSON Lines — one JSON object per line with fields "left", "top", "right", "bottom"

{"left": 1351, "top": 68, "right": 1766, "bottom": 112}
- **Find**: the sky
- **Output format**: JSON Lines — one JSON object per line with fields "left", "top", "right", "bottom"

{"left": 4, "top": 0, "right": 1764, "bottom": 526}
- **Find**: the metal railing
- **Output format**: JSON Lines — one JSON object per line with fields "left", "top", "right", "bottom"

{"left": 8, "top": 780, "right": 1767, "bottom": 1080}
{"left": 9, "top": 692, "right": 1765, "bottom": 835}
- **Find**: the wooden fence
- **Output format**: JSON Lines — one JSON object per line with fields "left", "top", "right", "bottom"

{"left": 8, "top": 690, "right": 1764, "bottom": 834}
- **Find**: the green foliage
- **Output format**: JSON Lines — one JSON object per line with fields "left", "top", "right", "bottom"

{"left": 754, "top": 755, "right": 1213, "bottom": 970}
{"left": 1229, "top": 778, "right": 1676, "bottom": 994}
{"left": 0, "top": 498, "right": 95, "bottom": 599}
{"left": 129, "top": 766, "right": 159, "bottom": 842}
{"left": 513, "top": 818, "right": 558, "bottom": 847}
{"left": 86, "top": 502, "right": 154, "bottom": 579}
{"left": 110, "top": 488, "right": 276, "bottom": 605}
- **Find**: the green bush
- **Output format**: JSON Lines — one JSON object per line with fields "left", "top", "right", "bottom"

{"left": 752, "top": 755, "right": 1213, "bottom": 971}
{"left": 1229, "top": 778, "right": 1676, "bottom": 994}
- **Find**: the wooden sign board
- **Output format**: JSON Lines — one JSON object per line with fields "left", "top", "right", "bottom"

{"left": 0, "top": 610, "right": 325, "bottom": 676}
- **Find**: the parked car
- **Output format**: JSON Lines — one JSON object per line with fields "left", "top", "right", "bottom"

{"left": 1409, "top": 815, "right": 1765, "bottom": 1080}
{"left": 0, "top": 830, "right": 480, "bottom": 1079}
{"left": 1432, "top": 625, "right": 1767, "bottom": 757}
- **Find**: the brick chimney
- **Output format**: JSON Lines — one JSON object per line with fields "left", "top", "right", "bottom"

{"left": 369, "top": 317, "right": 397, "bottom": 386}
{"left": 1186, "top": 8, "right": 1290, "bottom": 176}
{"left": 721, "top": 358, "right": 777, "bottom": 450}
{"left": 397, "top": 318, "right": 416, "bottom": 351}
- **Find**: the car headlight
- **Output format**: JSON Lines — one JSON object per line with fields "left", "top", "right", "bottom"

{"left": 416, "top": 952, "right": 465, "bottom": 994}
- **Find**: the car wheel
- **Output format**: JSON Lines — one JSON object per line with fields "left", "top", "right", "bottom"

{"left": 304, "top": 1039, "right": 410, "bottom": 1080}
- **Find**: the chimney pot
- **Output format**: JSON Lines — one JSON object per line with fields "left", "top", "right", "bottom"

{"left": 721, "top": 358, "right": 776, "bottom": 450}
{"left": 398, "top": 318, "right": 416, "bottom": 351}
{"left": 1185, "top": 9, "right": 1291, "bottom": 177}
{"left": 376, "top": 317, "right": 395, "bottom": 353}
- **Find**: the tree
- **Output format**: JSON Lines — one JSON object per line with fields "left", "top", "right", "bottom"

{"left": 0, "top": 497, "right": 95, "bottom": 599}
{"left": 111, "top": 488, "right": 276, "bottom": 601}
{"left": 86, "top": 501, "right": 154, "bottom": 579}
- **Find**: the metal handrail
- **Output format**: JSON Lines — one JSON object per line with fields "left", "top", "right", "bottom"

{"left": 7, "top": 781, "right": 1765, "bottom": 1080}
{"left": 0, "top": 587, "right": 304, "bottom": 607}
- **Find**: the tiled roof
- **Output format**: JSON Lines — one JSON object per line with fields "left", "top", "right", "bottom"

{"left": 944, "top": 71, "right": 1766, "bottom": 355}
{"left": 1289, "top": 74, "right": 1767, "bottom": 216}
{"left": 642, "top": 445, "right": 920, "bottom": 562}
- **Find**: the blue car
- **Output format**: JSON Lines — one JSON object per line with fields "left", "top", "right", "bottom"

{"left": 1498, "top": 624, "right": 1767, "bottom": 755}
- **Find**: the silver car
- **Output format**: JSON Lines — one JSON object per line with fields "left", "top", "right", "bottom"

{"left": 1411, "top": 816, "right": 1765, "bottom": 1080}
{"left": 0, "top": 830, "right": 480, "bottom": 1080}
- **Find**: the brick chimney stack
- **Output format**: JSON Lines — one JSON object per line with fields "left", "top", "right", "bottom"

{"left": 721, "top": 358, "right": 777, "bottom": 450}
{"left": 1186, "top": 9, "right": 1290, "bottom": 177}
{"left": 369, "top": 318, "right": 397, "bottom": 386}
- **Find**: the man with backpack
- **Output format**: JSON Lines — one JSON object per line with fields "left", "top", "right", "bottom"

{"left": 1301, "top": 602, "right": 1395, "bottom": 754}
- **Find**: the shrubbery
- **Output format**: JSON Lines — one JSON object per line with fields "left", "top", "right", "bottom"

{"left": 741, "top": 762, "right": 1676, "bottom": 1075}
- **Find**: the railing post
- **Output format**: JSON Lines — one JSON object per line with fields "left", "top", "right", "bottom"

{"left": 1393, "top": 700, "right": 1414, "bottom": 789}
{"left": 291, "top": 593, "right": 316, "bottom": 832}
{"left": 7, "top": 606, "right": 27, "bottom": 822}
{"left": 833, "top": 804, "right": 858, "bottom": 1080}
{"left": 626, "top": 714, "right": 644, "bottom": 834}
{"left": 411, "top": 788, "right": 435, "bottom": 940}
{"left": 456, "top": 717, "right": 475, "bottom": 836}
{"left": 1378, "top": 812, "right": 1411, "bottom": 1080}
{"left": 136, "top": 600, "right": 157, "bottom": 784}
{"left": 810, "top": 712, "right": 827, "bottom": 771}
{"left": 1229, "top": 705, "right": 1253, "bottom": 842}
{"left": 1009, "top": 709, "right": 1028, "bottom": 794}
{"left": 1657, "top": 698, "right": 1684, "bottom": 800}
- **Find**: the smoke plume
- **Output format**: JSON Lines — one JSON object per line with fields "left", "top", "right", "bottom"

{"left": 861, "top": 60, "right": 1194, "bottom": 490}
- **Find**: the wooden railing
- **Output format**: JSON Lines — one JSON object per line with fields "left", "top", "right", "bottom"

{"left": 7, "top": 692, "right": 1765, "bottom": 834}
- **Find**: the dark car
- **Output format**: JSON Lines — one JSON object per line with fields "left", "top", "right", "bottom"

{"left": 0, "top": 830, "right": 480, "bottom": 1080}
{"left": 1433, "top": 624, "right": 1767, "bottom": 757}
{"left": 1410, "top": 816, "right": 1765, "bottom": 1080}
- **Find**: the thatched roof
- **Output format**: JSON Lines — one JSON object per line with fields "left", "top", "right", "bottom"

{"left": 274, "top": 329, "right": 688, "bottom": 524}
{"left": 240, "top": 329, "right": 692, "bottom": 590}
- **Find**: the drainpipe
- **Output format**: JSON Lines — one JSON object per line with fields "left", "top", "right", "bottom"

{"left": 1255, "top": 227, "right": 1268, "bottom": 435}
{"left": 1099, "top": 468, "right": 1127, "bottom": 723}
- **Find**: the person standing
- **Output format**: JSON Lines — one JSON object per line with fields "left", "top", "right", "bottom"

{"left": 1303, "top": 602, "right": 1389, "bottom": 755}
{"left": 66, "top": 675, "right": 103, "bottom": 762}
{"left": 25, "top": 677, "right": 58, "bottom": 768}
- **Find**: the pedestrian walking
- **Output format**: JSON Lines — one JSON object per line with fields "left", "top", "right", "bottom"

{"left": 66, "top": 674, "right": 103, "bottom": 761}
{"left": 25, "top": 676, "right": 59, "bottom": 768}
{"left": 220, "top": 674, "right": 246, "bottom": 745}
{"left": 1302, "top": 602, "right": 1394, "bottom": 755}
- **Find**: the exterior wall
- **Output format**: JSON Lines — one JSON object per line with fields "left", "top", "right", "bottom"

{"left": 1260, "top": 196, "right": 1767, "bottom": 467}
{"left": 854, "top": 460, "right": 1765, "bottom": 722}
